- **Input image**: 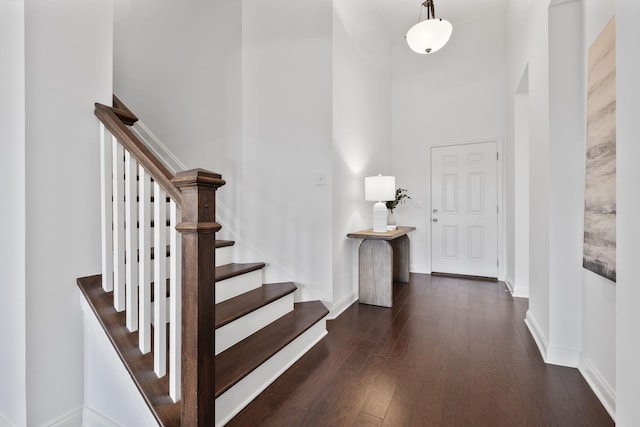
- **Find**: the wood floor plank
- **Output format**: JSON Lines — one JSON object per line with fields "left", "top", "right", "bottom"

{"left": 229, "top": 273, "right": 614, "bottom": 427}
{"left": 359, "top": 366, "right": 397, "bottom": 419}
{"left": 557, "top": 367, "right": 615, "bottom": 426}
{"left": 273, "top": 341, "right": 352, "bottom": 410}
{"left": 353, "top": 412, "right": 383, "bottom": 427}
{"left": 227, "top": 395, "right": 309, "bottom": 427}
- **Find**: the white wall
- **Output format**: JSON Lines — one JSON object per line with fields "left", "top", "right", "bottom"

{"left": 580, "top": 0, "right": 616, "bottom": 414}
{"left": 24, "top": 0, "right": 112, "bottom": 424}
{"left": 391, "top": 13, "right": 506, "bottom": 274}
{"left": 331, "top": 0, "right": 392, "bottom": 313}
{"left": 511, "top": 68, "right": 530, "bottom": 298}
{"left": 505, "top": 0, "right": 616, "bottom": 415}
{"left": 81, "top": 300, "right": 157, "bottom": 427}
{"left": 616, "top": 1, "right": 640, "bottom": 424}
{"left": 547, "top": 0, "right": 584, "bottom": 366}
{"left": 0, "top": 1, "right": 27, "bottom": 425}
{"left": 507, "top": 0, "right": 552, "bottom": 349}
{"left": 114, "top": 0, "right": 243, "bottom": 219}
{"left": 241, "top": 0, "right": 334, "bottom": 302}
{"left": 114, "top": 0, "right": 336, "bottom": 303}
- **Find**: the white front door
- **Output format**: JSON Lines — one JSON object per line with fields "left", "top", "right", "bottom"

{"left": 431, "top": 141, "right": 498, "bottom": 278}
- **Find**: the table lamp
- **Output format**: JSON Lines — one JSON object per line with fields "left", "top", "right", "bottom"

{"left": 365, "top": 175, "right": 395, "bottom": 233}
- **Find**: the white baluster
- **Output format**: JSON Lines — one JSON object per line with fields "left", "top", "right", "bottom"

{"left": 169, "top": 200, "right": 182, "bottom": 402}
{"left": 154, "top": 183, "right": 167, "bottom": 377}
{"left": 125, "top": 151, "right": 139, "bottom": 331}
{"left": 100, "top": 124, "right": 114, "bottom": 292}
{"left": 112, "top": 142, "right": 125, "bottom": 312}
{"left": 138, "top": 167, "right": 152, "bottom": 353}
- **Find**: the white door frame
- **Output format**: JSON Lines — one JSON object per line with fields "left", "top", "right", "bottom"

{"left": 426, "top": 137, "right": 505, "bottom": 281}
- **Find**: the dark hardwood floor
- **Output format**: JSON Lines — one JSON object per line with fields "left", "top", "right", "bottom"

{"left": 228, "top": 274, "right": 614, "bottom": 427}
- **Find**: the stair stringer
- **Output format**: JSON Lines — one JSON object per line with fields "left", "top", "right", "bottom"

{"left": 215, "top": 319, "right": 327, "bottom": 427}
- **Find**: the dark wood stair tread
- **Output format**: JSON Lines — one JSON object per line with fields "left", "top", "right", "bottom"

{"left": 215, "top": 262, "right": 265, "bottom": 282}
{"left": 215, "top": 240, "right": 235, "bottom": 248}
{"left": 215, "top": 282, "right": 297, "bottom": 329}
{"left": 214, "top": 301, "right": 329, "bottom": 398}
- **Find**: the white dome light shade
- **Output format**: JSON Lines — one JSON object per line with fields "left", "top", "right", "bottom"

{"left": 406, "top": 18, "right": 453, "bottom": 54}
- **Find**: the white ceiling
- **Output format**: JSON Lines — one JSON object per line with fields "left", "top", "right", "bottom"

{"left": 375, "top": 0, "right": 507, "bottom": 37}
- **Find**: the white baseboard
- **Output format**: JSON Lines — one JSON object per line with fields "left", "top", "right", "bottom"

{"left": 512, "top": 288, "right": 530, "bottom": 298}
{"left": 327, "top": 291, "right": 358, "bottom": 320}
{"left": 409, "top": 264, "right": 430, "bottom": 275}
{"left": 505, "top": 276, "right": 529, "bottom": 298}
{"left": 525, "top": 310, "right": 580, "bottom": 367}
{"left": 505, "top": 276, "right": 515, "bottom": 292}
{"left": 0, "top": 412, "right": 14, "bottom": 427}
{"left": 47, "top": 407, "right": 83, "bottom": 427}
{"left": 82, "top": 406, "right": 121, "bottom": 427}
{"left": 525, "top": 309, "right": 549, "bottom": 362}
{"left": 546, "top": 345, "right": 580, "bottom": 368}
{"left": 579, "top": 355, "right": 616, "bottom": 421}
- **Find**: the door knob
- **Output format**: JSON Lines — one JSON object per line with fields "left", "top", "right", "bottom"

{"left": 433, "top": 209, "right": 438, "bottom": 214}
{"left": 432, "top": 218, "right": 438, "bottom": 222}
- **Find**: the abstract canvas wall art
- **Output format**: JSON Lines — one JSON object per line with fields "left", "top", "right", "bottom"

{"left": 583, "top": 17, "right": 616, "bottom": 282}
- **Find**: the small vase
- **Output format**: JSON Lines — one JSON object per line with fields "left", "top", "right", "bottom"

{"left": 387, "top": 210, "right": 397, "bottom": 230}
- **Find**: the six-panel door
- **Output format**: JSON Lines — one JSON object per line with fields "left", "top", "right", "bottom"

{"left": 431, "top": 141, "right": 498, "bottom": 278}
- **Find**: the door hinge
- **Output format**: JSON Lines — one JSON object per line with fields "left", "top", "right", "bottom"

{"left": 496, "top": 152, "right": 499, "bottom": 160}
{"left": 497, "top": 205, "right": 499, "bottom": 214}
{"left": 497, "top": 259, "right": 499, "bottom": 267}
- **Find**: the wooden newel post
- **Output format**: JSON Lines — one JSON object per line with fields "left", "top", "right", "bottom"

{"left": 173, "top": 168, "right": 225, "bottom": 427}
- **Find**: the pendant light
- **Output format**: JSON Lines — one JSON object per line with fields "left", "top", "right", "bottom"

{"left": 406, "top": 0, "right": 453, "bottom": 54}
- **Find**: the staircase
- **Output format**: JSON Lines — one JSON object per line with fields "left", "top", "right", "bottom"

{"left": 78, "top": 96, "right": 329, "bottom": 426}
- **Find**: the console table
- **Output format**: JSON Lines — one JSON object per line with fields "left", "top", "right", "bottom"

{"left": 347, "top": 226, "right": 416, "bottom": 307}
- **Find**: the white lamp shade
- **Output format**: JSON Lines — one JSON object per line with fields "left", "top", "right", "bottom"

{"left": 406, "top": 18, "right": 453, "bottom": 54}
{"left": 365, "top": 175, "right": 395, "bottom": 201}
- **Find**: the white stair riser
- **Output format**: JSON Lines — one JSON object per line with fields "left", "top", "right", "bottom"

{"left": 215, "top": 246, "right": 233, "bottom": 267}
{"left": 215, "top": 270, "right": 262, "bottom": 303}
{"left": 215, "top": 294, "right": 294, "bottom": 356}
{"left": 215, "top": 319, "right": 327, "bottom": 427}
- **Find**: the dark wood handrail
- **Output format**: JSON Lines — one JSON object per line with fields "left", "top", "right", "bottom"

{"left": 94, "top": 96, "right": 227, "bottom": 426}
{"left": 112, "top": 94, "right": 138, "bottom": 126}
{"left": 94, "top": 100, "right": 182, "bottom": 206}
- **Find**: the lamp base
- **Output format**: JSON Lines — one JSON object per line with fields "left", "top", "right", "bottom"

{"left": 372, "top": 201, "right": 388, "bottom": 233}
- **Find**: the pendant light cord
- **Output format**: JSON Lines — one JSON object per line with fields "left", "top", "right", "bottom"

{"left": 420, "top": 0, "right": 436, "bottom": 20}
